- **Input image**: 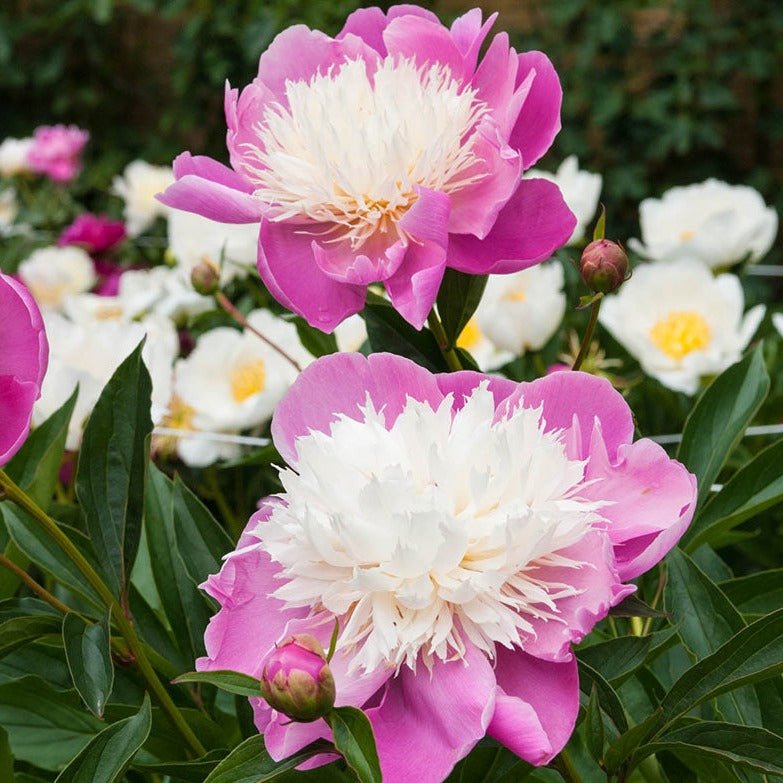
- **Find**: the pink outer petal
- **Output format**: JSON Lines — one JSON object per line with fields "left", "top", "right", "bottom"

{"left": 0, "top": 378, "right": 39, "bottom": 466}
{"left": 510, "top": 51, "right": 563, "bottom": 169}
{"left": 337, "top": 5, "right": 441, "bottom": 56}
{"left": 0, "top": 273, "right": 48, "bottom": 387}
{"left": 488, "top": 650, "right": 578, "bottom": 766}
{"left": 365, "top": 643, "right": 496, "bottom": 783}
{"left": 583, "top": 434, "right": 697, "bottom": 581}
{"left": 255, "top": 26, "right": 378, "bottom": 104}
{"left": 435, "top": 370, "right": 518, "bottom": 412}
{"left": 172, "top": 151, "right": 253, "bottom": 194}
{"left": 447, "top": 178, "right": 576, "bottom": 275}
{"left": 312, "top": 234, "right": 406, "bottom": 285}
{"left": 158, "top": 176, "right": 263, "bottom": 224}
{"left": 450, "top": 9, "right": 498, "bottom": 75}
{"left": 262, "top": 613, "right": 393, "bottom": 763}
{"left": 271, "top": 352, "right": 444, "bottom": 466}
{"left": 196, "top": 505, "right": 308, "bottom": 677}
{"left": 383, "top": 14, "right": 466, "bottom": 80}
{"left": 519, "top": 531, "right": 634, "bottom": 662}
{"left": 257, "top": 220, "right": 366, "bottom": 332}
{"left": 505, "top": 370, "right": 634, "bottom": 463}
{"left": 470, "top": 32, "right": 523, "bottom": 137}
{"left": 385, "top": 187, "right": 450, "bottom": 329}
{"left": 448, "top": 119, "right": 522, "bottom": 239}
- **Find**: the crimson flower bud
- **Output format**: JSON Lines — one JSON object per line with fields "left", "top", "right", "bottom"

{"left": 190, "top": 259, "right": 220, "bottom": 296}
{"left": 259, "top": 634, "right": 336, "bottom": 722}
{"left": 580, "top": 239, "right": 629, "bottom": 294}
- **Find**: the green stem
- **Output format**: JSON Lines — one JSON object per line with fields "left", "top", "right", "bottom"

{"left": 0, "top": 470, "right": 206, "bottom": 757}
{"left": 0, "top": 552, "right": 72, "bottom": 614}
{"left": 553, "top": 748, "right": 582, "bottom": 783}
{"left": 427, "top": 309, "right": 463, "bottom": 372}
{"left": 572, "top": 298, "right": 602, "bottom": 372}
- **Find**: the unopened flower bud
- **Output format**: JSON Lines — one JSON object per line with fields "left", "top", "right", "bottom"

{"left": 259, "top": 634, "right": 336, "bottom": 722}
{"left": 190, "top": 259, "right": 220, "bottom": 296}
{"left": 580, "top": 239, "right": 629, "bottom": 294}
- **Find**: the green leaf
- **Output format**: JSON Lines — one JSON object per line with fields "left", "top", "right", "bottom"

{"left": 677, "top": 344, "right": 769, "bottom": 507}
{"left": 172, "top": 476, "right": 233, "bottom": 588}
{"left": 578, "top": 661, "right": 628, "bottom": 733}
{"left": 578, "top": 635, "right": 653, "bottom": 683}
{"left": 604, "top": 710, "right": 662, "bottom": 774}
{"left": 62, "top": 611, "right": 114, "bottom": 718}
{"left": 0, "top": 675, "right": 103, "bottom": 771}
{"left": 134, "top": 750, "right": 227, "bottom": 781}
{"left": 657, "top": 608, "right": 783, "bottom": 729}
{"left": 445, "top": 745, "right": 533, "bottom": 782}
{"left": 635, "top": 722, "right": 783, "bottom": 776}
{"left": 608, "top": 594, "right": 668, "bottom": 619}
{"left": 54, "top": 695, "right": 151, "bottom": 782}
{"left": 328, "top": 707, "right": 382, "bottom": 783}
{"left": 435, "top": 269, "right": 488, "bottom": 345}
{"left": 76, "top": 341, "right": 152, "bottom": 599}
{"left": 585, "top": 683, "right": 605, "bottom": 762}
{"left": 4, "top": 388, "right": 77, "bottom": 508}
{"left": 720, "top": 569, "right": 783, "bottom": 617}
{"left": 361, "top": 294, "right": 446, "bottom": 372}
{"left": 683, "top": 438, "right": 783, "bottom": 550}
{"left": 0, "top": 726, "right": 12, "bottom": 781}
{"left": 175, "top": 670, "right": 263, "bottom": 698}
{"left": 664, "top": 549, "right": 761, "bottom": 726}
{"left": 294, "top": 316, "right": 339, "bottom": 357}
{"left": 204, "top": 735, "right": 332, "bottom": 783}
{"left": 144, "top": 464, "right": 211, "bottom": 664}
{"left": 1, "top": 503, "right": 103, "bottom": 610}
{"left": 0, "top": 613, "right": 60, "bottom": 658}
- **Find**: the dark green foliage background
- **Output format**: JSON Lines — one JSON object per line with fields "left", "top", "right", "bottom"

{"left": 2, "top": 0, "right": 781, "bottom": 256}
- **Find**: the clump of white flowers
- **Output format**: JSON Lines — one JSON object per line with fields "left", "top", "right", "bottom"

{"left": 630, "top": 179, "right": 778, "bottom": 268}
{"left": 112, "top": 160, "right": 174, "bottom": 236}
{"left": 18, "top": 246, "right": 96, "bottom": 311}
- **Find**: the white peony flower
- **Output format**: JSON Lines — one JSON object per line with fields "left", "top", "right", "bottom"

{"left": 457, "top": 261, "right": 567, "bottom": 369}
{"left": 112, "top": 160, "right": 174, "bottom": 237}
{"left": 0, "top": 137, "right": 33, "bottom": 177}
{"left": 171, "top": 309, "right": 311, "bottom": 466}
{"left": 334, "top": 314, "right": 368, "bottom": 353}
{"left": 167, "top": 208, "right": 258, "bottom": 285}
{"left": 629, "top": 179, "right": 778, "bottom": 268}
{"left": 773, "top": 313, "right": 783, "bottom": 339}
{"left": 18, "top": 246, "right": 96, "bottom": 310}
{"left": 599, "top": 259, "right": 765, "bottom": 395}
{"left": 527, "top": 155, "right": 602, "bottom": 245}
{"left": 33, "top": 311, "right": 177, "bottom": 450}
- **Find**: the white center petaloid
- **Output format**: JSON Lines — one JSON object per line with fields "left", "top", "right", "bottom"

{"left": 254, "top": 385, "right": 605, "bottom": 674}
{"left": 243, "top": 56, "right": 489, "bottom": 248}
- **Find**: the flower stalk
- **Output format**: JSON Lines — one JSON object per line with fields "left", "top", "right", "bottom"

{"left": 572, "top": 297, "right": 602, "bottom": 372}
{"left": 427, "top": 309, "right": 463, "bottom": 372}
{"left": 0, "top": 469, "right": 206, "bottom": 757}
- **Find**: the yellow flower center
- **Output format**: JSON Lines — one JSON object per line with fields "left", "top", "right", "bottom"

{"left": 95, "top": 305, "right": 124, "bottom": 321}
{"left": 679, "top": 229, "right": 695, "bottom": 242}
{"left": 457, "top": 318, "right": 482, "bottom": 351}
{"left": 230, "top": 359, "right": 266, "bottom": 402}
{"left": 650, "top": 311, "right": 711, "bottom": 360}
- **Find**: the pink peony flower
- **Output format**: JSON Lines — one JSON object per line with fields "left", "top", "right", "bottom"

{"left": 0, "top": 273, "right": 49, "bottom": 465}
{"left": 58, "top": 213, "right": 126, "bottom": 255}
{"left": 27, "top": 125, "right": 89, "bottom": 183}
{"left": 159, "top": 6, "right": 576, "bottom": 331}
{"left": 197, "top": 352, "right": 696, "bottom": 781}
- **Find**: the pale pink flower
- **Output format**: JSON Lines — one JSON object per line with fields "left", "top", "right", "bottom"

{"left": 160, "top": 6, "right": 576, "bottom": 331}
{"left": 27, "top": 125, "right": 89, "bottom": 183}
{"left": 197, "top": 352, "right": 696, "bottom": 781}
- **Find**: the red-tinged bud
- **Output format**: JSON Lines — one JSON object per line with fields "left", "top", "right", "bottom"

{"left": 190, "top": 259, "right": 220, "bottom": 296}
{"left": 259, "top": 634, "right": 336, "bottom": 722}
{"left": 580, "top": 239, "right": 629, "bottom": 294}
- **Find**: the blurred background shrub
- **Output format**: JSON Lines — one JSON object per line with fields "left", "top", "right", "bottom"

{"left": 2, "top": 0, "right": 781, "bottom": 253}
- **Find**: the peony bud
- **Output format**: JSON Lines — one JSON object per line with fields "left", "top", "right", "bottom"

{"left": 190, "top": 259, "right": 220, "bottom": 296}
{"left": 259, "top": 634, "right": 336, "bottom": 722}
{"left": 580, "top": 239, "right": 629, "bottom": 294}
